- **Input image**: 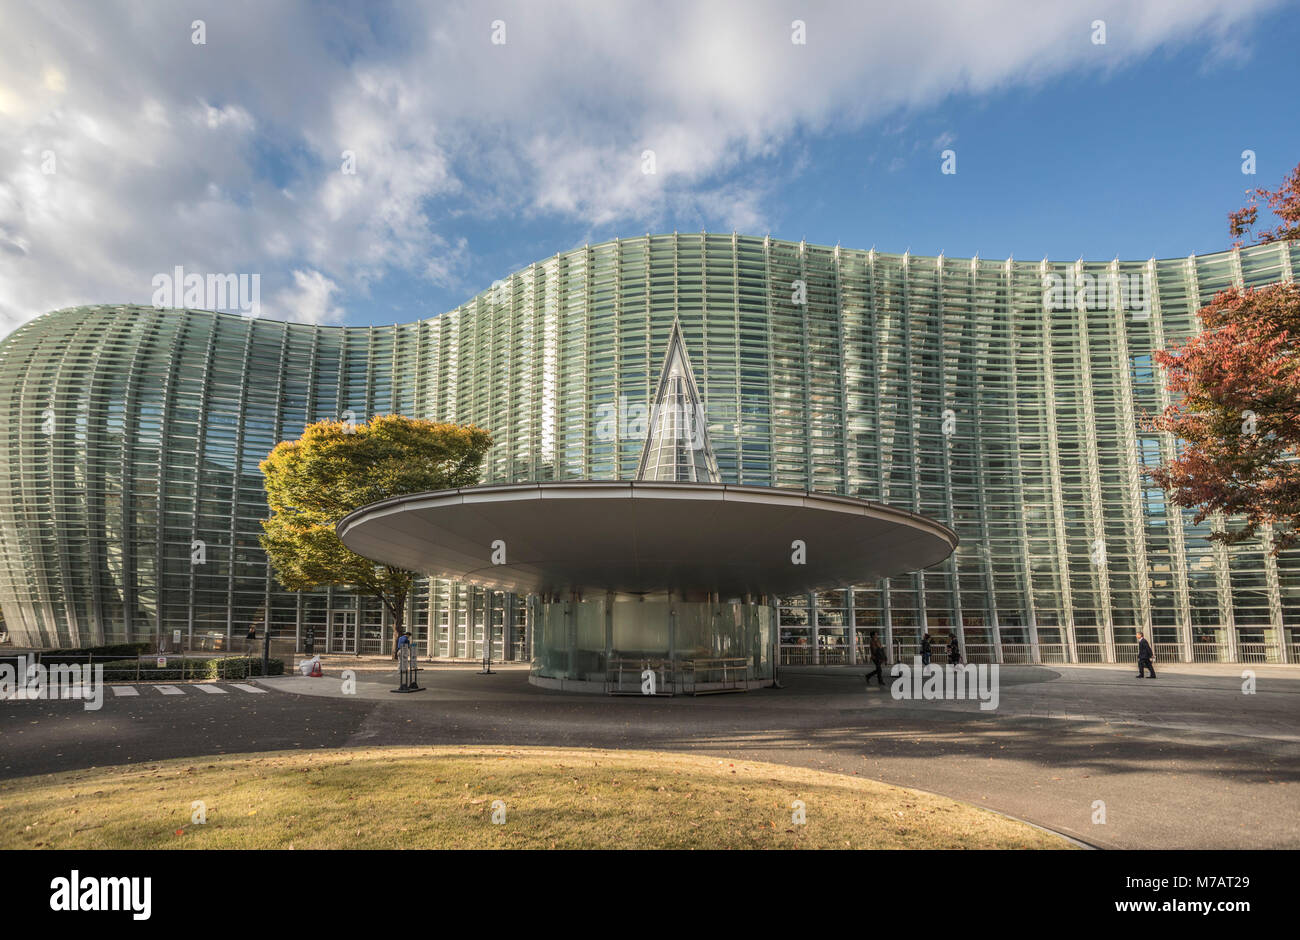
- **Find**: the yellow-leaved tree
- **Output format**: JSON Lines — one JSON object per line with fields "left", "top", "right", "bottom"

{"left": 259, "top": 415, "right": 492, "bottom": 649}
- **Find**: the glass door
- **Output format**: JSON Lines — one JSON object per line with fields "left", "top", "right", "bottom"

{"left": 329, "top": 610, "right": 357, "bottom": 654}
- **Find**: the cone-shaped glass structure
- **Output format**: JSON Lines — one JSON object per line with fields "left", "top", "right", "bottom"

{"left": 636, "top": 320, "right": 720, "bottom": 483}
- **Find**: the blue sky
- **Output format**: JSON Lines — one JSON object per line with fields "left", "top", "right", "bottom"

{"left": 774, "top": 25, "right": 1300, "bottom": 265}
{"left": 2, "top": 0, "right": 1297, "bottom": 332}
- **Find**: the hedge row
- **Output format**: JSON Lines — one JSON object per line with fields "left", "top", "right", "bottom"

{"left": 97, "top": 657, "right": 285, "bottom": 682}
{"left": 41, "top": 642, "right": 153, "bottom": 662}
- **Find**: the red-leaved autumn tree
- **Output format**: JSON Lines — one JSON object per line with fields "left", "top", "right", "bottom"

{"left": 1150, "top": 162, "right": 1300, "bottom": 553}
{"left": 1228, "top": 161, "right": 1300, "bottom": 247}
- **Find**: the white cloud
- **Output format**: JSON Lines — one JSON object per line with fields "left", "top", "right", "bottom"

{"left": 273, "top": 268, "right": 345, "bottom": 325}
{"left": 0, "top": 0, "right": 1281, "bottom": 335}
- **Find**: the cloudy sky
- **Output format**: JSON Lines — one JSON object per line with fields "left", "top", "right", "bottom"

{"left": 1, "top": 0, "right": 1297, "bottom": 333}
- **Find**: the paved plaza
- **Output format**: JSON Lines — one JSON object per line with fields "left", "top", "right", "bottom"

{"left": 2, "top": 659, "right": 1296, "bottom": 849}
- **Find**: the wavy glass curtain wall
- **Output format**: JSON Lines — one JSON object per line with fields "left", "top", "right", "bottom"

{"left": 0, "top": 234, "right": 1296, "bottom": 663}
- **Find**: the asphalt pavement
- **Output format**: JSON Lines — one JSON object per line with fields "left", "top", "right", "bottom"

{"left": 2, "top": 660, "right": 1296, "bottom": 849}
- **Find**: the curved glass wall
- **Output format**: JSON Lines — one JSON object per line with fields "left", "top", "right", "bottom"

{"left": 0, "top": 234, "right": 1297, "bottom": 664}
{"left": 530, "top": 592, "right": 775, "bottom": 688}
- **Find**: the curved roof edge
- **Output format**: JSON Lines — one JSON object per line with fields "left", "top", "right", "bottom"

{"left": 335, "top": 481, "right": 959, "bottom": 596}
{"left": 338, "top": 480, "right": 959, "bottom": 548}
{"left": 14, "top": 234, "right": 1292, "bottom": 335}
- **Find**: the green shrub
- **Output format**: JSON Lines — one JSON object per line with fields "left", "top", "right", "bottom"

{"left": 95, "top": 657, "right": 284, "bottom": 682}
{"left": 208, "top": 657, "right": 285, "bottom": 680}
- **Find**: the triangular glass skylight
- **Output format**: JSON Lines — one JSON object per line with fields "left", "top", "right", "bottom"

{"left": 636, "top": 320, "right": 721, "bottom": 483}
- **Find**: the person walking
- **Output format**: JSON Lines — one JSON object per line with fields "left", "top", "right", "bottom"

{"left": 245, "top": 624, "right": 256, "bottom": 654}
{"left": 920, "top": 632, "right": 932, "bottom": 667}
{"left": 864, "top": 631, "right": 887, "bottom": 687}
{"left": 948, "top": 633, "right": 963, "bottom": 668}
{"left": 1136, "top": 630, "right": 1157, "bottom": 678}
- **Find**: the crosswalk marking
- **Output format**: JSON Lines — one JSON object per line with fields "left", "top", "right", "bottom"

{"left": 31, "top": 682, "right": 271, "bottom": 699}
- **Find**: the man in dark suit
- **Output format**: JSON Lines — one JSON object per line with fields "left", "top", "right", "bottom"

{"left": 1136, "top": 631, "right": 1157, "bottom": 678}
{"left": 865, "top": 632, "right": 887, "bottom": 687}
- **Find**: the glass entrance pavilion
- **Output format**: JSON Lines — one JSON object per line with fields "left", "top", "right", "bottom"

{"left": 336, "top": 322, "right": 957, "bottom": 691}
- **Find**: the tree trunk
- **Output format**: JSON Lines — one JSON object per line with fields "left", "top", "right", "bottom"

{"left": 390, "top": 598, "right": 405, "bottom": 658}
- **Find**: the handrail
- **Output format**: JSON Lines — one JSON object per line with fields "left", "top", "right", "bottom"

{"left": 680, "top": 657, "right": 750, "bottom": 695}
{"left": 605, "top": 655, "right": 752, "bottom": 695}
{"left": 606, "top": 656, "right": 673, "bottom": 695}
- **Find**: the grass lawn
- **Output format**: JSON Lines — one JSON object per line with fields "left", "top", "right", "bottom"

{"left": 0, "top": 746, "right": 1071, "bottom": 849}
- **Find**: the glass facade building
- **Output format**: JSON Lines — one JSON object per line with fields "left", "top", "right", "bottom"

{"left": 0, "top": 233, "right": 1297, "bottom": 664}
